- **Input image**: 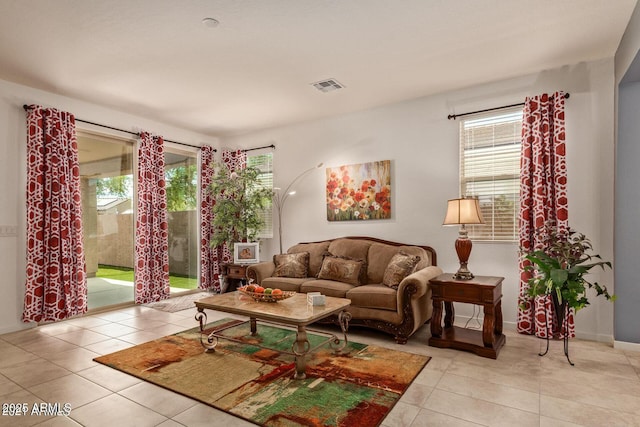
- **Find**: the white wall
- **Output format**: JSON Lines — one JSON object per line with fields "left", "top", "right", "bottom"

{"left": 0, "top": 78, "right": 219, "bottom": 334}
{"left": 224, "top": 58, "right": 616, "bottom": 342}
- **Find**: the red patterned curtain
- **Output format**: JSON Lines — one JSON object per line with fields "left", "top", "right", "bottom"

{"left": 23, "top": 106, "right": 87, "bottom": 322}
{"left": 135, "top": 132, "right": 170, "bottom": 303}
{"left": 517, "top": 92, "right": 572, "bottom": 338}
{"left": 198, "top": 145, "right": 217, "bottom": 290}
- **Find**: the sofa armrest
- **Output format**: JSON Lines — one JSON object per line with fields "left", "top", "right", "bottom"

{"left": 246, "top": 262, "right": 276, "bottom": 285}
{"left": 397, "top": 265, "right": 444, "bottom": 301}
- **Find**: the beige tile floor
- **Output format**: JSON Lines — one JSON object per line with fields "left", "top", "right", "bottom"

{"left": 1, "top": 303, "right": 639, "bottom": 427}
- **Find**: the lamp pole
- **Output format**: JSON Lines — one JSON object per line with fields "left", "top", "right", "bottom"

{"left": 274, "top": 162, "right": 323, "bottom": 254}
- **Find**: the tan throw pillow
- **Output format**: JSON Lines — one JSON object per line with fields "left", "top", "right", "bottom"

{"left": 383, "top": 252, "right": 421, "bottom": 288}
{"left": 317, "top": 255, "right": 365, "bottom": 286}
{"left": 273, "top": 252, "right": 310, "bottom": 278}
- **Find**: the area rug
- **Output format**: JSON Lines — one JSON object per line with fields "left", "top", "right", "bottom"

{"left": 144, "top": 291, "right": 211, "bottom": 312}
{"left": 94, "top": 319, "right": 430, "bottom": 427}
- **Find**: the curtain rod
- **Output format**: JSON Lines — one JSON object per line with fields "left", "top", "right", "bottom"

{"left": 242, "top": 144, "right": 275, "bottom": 152}
{"left": 447, "top": 92, "right": 571, "bottom": 120}
{"left": 22, "top": 104, "right": 213, "bottom": 151}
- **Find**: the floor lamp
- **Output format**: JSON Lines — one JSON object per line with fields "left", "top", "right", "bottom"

{"left": 443, "top": 197, "right": 484, "bottom": 280}
{"left": 273, "top": 162, "right": 323, "bottom": 254}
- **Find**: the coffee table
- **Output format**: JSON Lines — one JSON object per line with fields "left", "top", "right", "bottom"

{"left": 194, "top": 292, "right": 351, "bottom": 379}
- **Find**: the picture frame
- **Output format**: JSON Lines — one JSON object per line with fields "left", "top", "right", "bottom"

{"left": 325, "top": 159, "right": 392, "bottom": 221}
{"left": 233, "top": 242, "right": 260, "bottom": 264}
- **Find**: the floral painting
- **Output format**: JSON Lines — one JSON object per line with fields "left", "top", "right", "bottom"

{"left": 326, "top": 160, "right": 391, "bottom": 221}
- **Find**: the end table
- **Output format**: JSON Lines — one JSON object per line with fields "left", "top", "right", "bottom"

{"left": 221, "top": 263, "right": 248, "bottom": 293}
{"left": 429, "top": 273, "right": 506, "bottom": 359}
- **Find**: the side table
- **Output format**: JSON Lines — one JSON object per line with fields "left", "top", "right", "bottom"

{"left": 221, "top": 263, "right": 248, "bottom": 293}
{"left": 429, "top": 273, "right": 506, "bottom": 359}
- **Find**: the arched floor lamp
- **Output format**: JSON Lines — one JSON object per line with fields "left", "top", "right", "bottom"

{"left": 273, "top": 162, "right": 323, "bottom": 254}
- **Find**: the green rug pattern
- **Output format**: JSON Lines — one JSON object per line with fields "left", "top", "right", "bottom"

{"left": 94, "top": 319, "right": 430, "bottom": 427}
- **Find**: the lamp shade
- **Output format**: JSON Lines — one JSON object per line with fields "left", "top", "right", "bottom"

{"left": 443, "top": 198, "right": 484, "bottom": 225}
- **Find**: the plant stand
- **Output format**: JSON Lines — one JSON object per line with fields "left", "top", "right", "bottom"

{"left": 538, "top": 296, "right": 574, "bottom": 366}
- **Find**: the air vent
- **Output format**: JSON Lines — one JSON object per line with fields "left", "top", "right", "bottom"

{"left": 311, "top": 78, "right": 345, "bottom": 93}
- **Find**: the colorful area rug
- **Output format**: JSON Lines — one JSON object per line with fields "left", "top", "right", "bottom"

{"left": 94, "top": 319, "right": 430, "bottom": 427}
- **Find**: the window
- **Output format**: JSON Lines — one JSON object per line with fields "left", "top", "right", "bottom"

{"left": 247, "top": 152, "right": 274, "bottom": 239}
{"left": 459, "top": 108, "right": 522, "bottom": 241}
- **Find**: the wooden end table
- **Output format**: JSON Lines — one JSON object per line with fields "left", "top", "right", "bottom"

{"left": 429, "top": 273, "right": 506, "bottom": 359}
{"left": 221, "top": 263, "right": 248, "bottom": 292}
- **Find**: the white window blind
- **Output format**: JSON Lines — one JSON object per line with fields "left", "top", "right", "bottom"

{"left": 247, "top": 152, "right": 274, "bottom": 239}
{"left": 460, "top": 108, "right": 522, "bottom": 241}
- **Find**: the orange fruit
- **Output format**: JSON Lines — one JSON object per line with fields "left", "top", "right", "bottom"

{"left": 272, "top": 288, "right": 283, "bottom": 295}
{"left": 254, "top": 286, "right": 265, "bottom": 293}
{"left": 245, "top": 284, "right": 256, "bottom": 292}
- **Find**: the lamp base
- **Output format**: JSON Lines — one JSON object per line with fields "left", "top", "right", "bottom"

{"left": 453, "top": 231, "right": 474, "bottom": 280}
{"left": 452, "top": 264, "right": 474, "bottom": 281}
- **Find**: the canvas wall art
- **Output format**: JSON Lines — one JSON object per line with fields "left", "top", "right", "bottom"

{"left": 326, "top": 160, "right": 391, "bottom": 221}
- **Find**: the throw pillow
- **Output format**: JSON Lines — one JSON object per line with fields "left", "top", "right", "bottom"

{"left": 273, "top": 252, "right": 310, "bottom": 278}
{"left": 383, "top": 252, "right": 421, "bottom": 289}
{"left": 317, "top": 255, "right": 365, "bottom": 286}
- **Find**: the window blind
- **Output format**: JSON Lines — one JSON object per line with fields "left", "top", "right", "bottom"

{"left": 247, "top": 152, "right": 274, "bottom": 239}
{"left": 459, "top": 108, "right": 522, "bottom": 241}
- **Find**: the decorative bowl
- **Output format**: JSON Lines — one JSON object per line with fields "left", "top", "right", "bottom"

{"left": 238, "top": 286, "right": 296, "bottom": 303}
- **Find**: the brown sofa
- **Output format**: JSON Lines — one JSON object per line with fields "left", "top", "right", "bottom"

{"left": 246, "top": 236, "right": 442, "bottom": 343}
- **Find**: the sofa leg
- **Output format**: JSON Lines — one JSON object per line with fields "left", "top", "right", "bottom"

{"left": 394, "top": 335, "right": 408, "bottom": 345}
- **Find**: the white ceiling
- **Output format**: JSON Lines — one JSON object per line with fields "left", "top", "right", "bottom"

{"left": 0, "top": 0, "right": 636, "bottom": 137}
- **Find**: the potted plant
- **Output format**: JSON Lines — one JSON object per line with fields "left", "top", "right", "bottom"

{"left": 209, "top": 163, "right": 273, "bottom": 255}
{"left": 523, "top": 224, "right": 614, "bottom": 314}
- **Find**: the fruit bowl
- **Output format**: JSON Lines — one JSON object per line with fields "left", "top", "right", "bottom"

{"left": 238, "top": 286, "right": 296, "bottom": 303}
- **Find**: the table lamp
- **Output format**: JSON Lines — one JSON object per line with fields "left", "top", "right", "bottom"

{"left": 443, "top": 197, "right": 484, "bottom": 280}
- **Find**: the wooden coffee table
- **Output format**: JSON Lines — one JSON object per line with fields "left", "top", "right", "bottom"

{"left": 194, "top": 292, "right": 351, "bottom": 379}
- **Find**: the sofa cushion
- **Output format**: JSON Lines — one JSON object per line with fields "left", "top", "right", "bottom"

{"left": 287, "top": 241, "right": 330, "bottom": 277}
{"left": 328, "top": 239, "right": 372, "bottom": 263}
{"left": 273, "top": 252, "right": 309, "bottom": 278}
{"left": 317, "top": 255, "right": 365, "bottom": 286}
{"left": 300, "top": 279, "right": 354, "bottom": 298}
{"left": 261, "top": 277, "right": 309, "bottom": 292}
{"left": 346, "top": 284, "right": 397, "bottom": 311}
{"left": 367, "top": 243, "right": 403, "bottom": 284}
{"left": 383, "top": 251, "right": 420, "bottom": 288}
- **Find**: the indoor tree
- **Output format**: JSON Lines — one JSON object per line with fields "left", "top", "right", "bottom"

{"left": 209, "top": 163, "right": 273, "bottom": 253}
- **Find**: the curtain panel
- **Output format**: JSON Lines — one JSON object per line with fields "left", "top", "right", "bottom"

{"left": 134, "top": 132, "right": 170, "bottom": 304}
{"left": 23, "top": 106, "right": 87, "bottom": 322}
{"left": 517, "top": 92, "right": 573, "bottom": 338}
{"left": 198, "top": 145, "right": 217, "bottom": 290}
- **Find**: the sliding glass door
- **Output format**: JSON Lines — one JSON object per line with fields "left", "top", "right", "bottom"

{"left": 165, "top": 147, "right": 199, "bottom": 293}
{"left": 78, "top": 131, "right": 135, "bottom": 309}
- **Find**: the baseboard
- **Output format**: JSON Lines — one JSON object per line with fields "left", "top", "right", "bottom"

{"left": 456, "top": 318, "right": 615, "bottom": 344}
{"left": 0, "top": 322, "right": 35, "bottom": 335}
{"left": 614, "top": 340, "right": 640, "bottom": 352}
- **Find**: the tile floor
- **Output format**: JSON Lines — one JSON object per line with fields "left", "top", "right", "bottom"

{"left": 1, "top": 303, "right": 639, "bottom": 427}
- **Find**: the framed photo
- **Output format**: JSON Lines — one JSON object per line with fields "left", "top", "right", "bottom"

{"left": 233, "top": 242, "right": 260, "bottom": 264}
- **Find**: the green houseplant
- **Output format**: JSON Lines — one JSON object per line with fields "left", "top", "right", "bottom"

{"left": 210, "top": 163, "right": 273, "bottom": 254}
{"left": 522, "top": 224, "right": 615, "bottom": 324}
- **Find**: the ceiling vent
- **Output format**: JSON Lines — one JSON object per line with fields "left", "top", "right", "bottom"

{"left": 311, "top": 78, "right": 345, "bottom": 93}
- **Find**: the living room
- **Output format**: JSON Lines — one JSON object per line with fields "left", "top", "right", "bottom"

{"left": 1, "top": 1, "right": 640, "bottom": 426}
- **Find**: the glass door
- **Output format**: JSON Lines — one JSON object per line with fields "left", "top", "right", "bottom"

{"left": 164, "top": 147, "right": 199, "bottom": 294}
{"left": 78, "top": 131, "right": 135, "bottom": 309}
